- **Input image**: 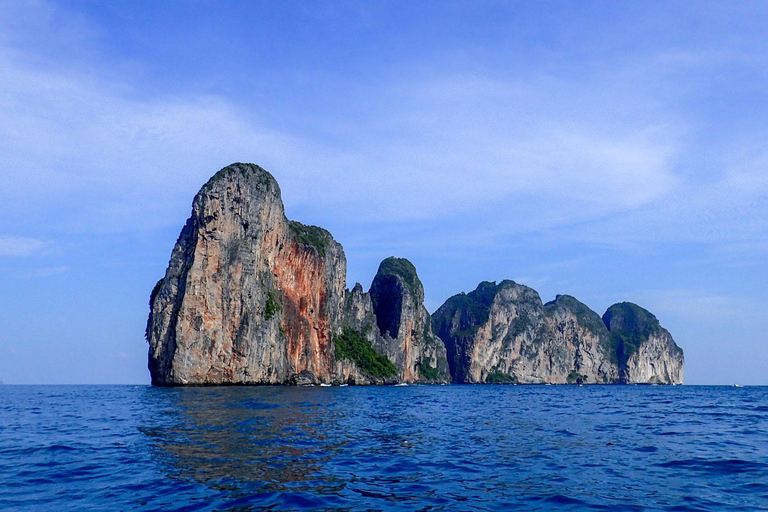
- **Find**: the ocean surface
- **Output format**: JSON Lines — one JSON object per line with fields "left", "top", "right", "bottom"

{"left": 1, "top": 385, "right": 767, "bottom": 511}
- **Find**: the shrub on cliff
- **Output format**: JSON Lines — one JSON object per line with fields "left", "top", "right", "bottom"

{"left": 334, "top": 328, "right": 397, "bottom": 378}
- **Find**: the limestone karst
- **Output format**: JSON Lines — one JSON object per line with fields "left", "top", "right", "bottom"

{"left": 147, "top": 163, "right": 684, "bottom": 385}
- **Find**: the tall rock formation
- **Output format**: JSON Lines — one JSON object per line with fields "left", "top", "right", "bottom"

{"left": 369, "top": 257, "right": 450, "bottom": 383}
{"left": 544, "top": 294, "right": 620, "bottom": 384}
{"left": 147, "top": 162, "right": 683, "bottom": 386}
{"left": 603, "top": 303, "right": 684, "bottom": 385}
{"left": 147, "top": 163, "right": 448, "bottom": 385}
{"left": 147, "top": 163, "right": 346, "bottom": 385}
{"left": 432, "top": 281, "right": 683, "bottom": 384}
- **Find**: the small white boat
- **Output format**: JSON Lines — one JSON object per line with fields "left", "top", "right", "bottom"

{"left": 394, "top": 383, "right": 408, "bottom": 387}
{"left": 320, "top": 383, "right": 332, "bottom": 387}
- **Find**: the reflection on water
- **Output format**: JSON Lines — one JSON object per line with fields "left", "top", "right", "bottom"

{"left": 144, "top": 387, "right": 346, "bottom": 495}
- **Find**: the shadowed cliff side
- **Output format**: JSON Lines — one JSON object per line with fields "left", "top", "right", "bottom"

{"left": 603, "top": 303, "right": 684, "bottom": 385}
{"left": 369, "top": 257, "right": 450, "bottom": 383}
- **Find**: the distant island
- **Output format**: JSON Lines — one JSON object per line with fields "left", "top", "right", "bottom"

{"left": 146, "top": 163, "right": 684, "bottom": 386}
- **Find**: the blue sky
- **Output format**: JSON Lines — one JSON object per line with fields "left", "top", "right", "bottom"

{"left": 1, "top": 1, "right": 767, "bottom": 384}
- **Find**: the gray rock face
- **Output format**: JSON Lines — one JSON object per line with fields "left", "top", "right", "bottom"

{"left": 148, "top": 163, "right": 683, "bottom": 386}
{"left": 432, "top": 281, "right": 683, "bottom": 384}
{"left": 147, "top": 163, "right": 449, "bottom": 385}
{"left": 545, "top": 295, "right": 619, "bottom": 384}
{"left": 603, "top": 303, "right": 684, "bottom": 385}
{"left": 147, "top": 163, "right": 347, "bottom": 385}
{"left": 369, "top": 258, "right": 450, "bottom": 383}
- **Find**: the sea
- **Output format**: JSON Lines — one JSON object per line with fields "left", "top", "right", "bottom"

{"left": 1, "top": 385, "right": 767, "bottom": 511}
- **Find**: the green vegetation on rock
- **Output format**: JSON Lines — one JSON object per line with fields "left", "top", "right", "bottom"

{"left": 511, "top": 309, "right": 535, "bottom": 338}
{"left": 203, "top": 162, "right": 273, "bottom": 190}
{"left": 376, "top": 257, "right": 422, "bottom": 298}
{"left": 485, "top": 370, "right": 517, "bottom": 384}
{"left": 334, "top": 327, "right": 398, "bottom": 378}
{"left": 545, "top": 295, "right": 607, "bottom": 335}
{"left": 567, "top": 370, "right": 587, "bottom": 384}
{"left": 264, "top": 291, "right": 281, "bottom": 320}
{"left": 417, "top": 356, "right": 441, "bottom": 381}
{"left": 603, "top": 302, "right": 662, "bottom": 367}
{"left": 288, "top": 221, "right": 330, "bottom": 257}
{"left": 432, "top": 280, "right": 511, "bottom": 339}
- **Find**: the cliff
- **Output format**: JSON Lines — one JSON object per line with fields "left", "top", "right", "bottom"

{"left": 147, "top": 163, "right": 447, "bottom": 385}
{"left": 603, "top": 303, "right": 684, "bottom": 385}
{"left": 147, "top": 162, "right": 682, "bottom": 386}
{"left": 369, "top": 258, "right": 450, "bottom": 383}
{"left": 432, "top": 281, "right": 683, "bottom": 384}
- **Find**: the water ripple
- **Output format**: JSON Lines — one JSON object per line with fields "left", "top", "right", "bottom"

{"left": 1, "top": 385, "right": 768, "bottom": 511}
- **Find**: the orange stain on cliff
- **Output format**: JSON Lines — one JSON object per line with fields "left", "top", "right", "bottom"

{"left": 273, "top": 241, "right": 331, "bottom": 379}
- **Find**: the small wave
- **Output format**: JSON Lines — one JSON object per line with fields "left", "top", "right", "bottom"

{"left": 656, "top": 458, "right": 768, "bottom": 475}
{"left": 236, "top": 400, "right": 279, "bottom": 410}
{"left": 542, "top": 494, "right": 587, "bottom": 505}
{"left": 47, "top": 444, "right": 77, "bottom": 452}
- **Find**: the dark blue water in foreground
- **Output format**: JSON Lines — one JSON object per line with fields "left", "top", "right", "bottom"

{"left": 2, "top": 386, "right": 768, "bottom": 511}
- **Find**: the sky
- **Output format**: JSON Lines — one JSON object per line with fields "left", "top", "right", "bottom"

{"left": 1, "top": 1, "right": 767, "bottom": 385}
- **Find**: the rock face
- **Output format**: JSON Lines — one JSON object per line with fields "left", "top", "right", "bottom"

{"left": 432, "top": 281, "right": 683, "bottom": 384}
{"left": 148, "top": 163, "right": 682, "bottom": 386}
{"left": 147, "top": 164, "right": 345, "bottom": 385}
{"left": 544, "top": 294, "right": 620, "bottom": 384}
{"left": 603, "top": 303, "right": 684, "bottom": 385}
{"left": 147, "top": 163, "right": 448, "bottom": 385}
{"left": 369, "top": 258, "right": 450, "bottom": 383}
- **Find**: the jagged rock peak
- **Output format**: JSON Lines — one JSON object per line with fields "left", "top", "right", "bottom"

{"left": 370, "top": 257, "right": 423, "bottom": 338}
{"left": 432, "top": 281, "right": 682, "bottom": 385}
{"left": 544, "top": 294, "right": 611, "bottom": 337}
{"left": 146, "top": 162, "right": 349, "bottom": 385}
{"left": 602, "top": 302, "right": 684, "bottom": 384}
{"left": 368, "top": 256, "right": 450, "bottom": 383}
{"left": 147, "top": 163, "right": 450, "bottom": 387}
{"left": 203, "top": 162, "right": 277, "bottom": 187}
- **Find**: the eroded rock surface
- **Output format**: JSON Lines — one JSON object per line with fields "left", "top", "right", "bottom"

{"left": 369, "top": 258, "right": 450, "bottom": 383}
{"left": 432, "top": 281, "right": 683, "bottom": 384}
{"left": 148, "top": 163, "right": 683, "bottom": 386}
{"left": 147, "top": 163, "right": 449, "bottom": 385}
{"left": 603, "top": 303, "right": 684, "bottom": 385}
{"left": 147, "top": 164, "right": 345, "bottom": 385}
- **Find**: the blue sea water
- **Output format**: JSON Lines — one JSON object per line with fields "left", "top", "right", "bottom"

{"left": 1, "top": 385, "right": 767, "bottom": 511}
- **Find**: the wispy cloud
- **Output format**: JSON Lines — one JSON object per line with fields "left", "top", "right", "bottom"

{"left": 0, "top": 235, "right": 46, "bottom": 256}
{"left": 637, "top": 288, "right": 768, "bottom": 325}
{"left": 0, "top": 0, "right": 765, "bottom": 262}
{"left": 20, "top": 266, "right": 70, "bottom": 279}
{"left": 0, "top": 1, "right": 683, "bottom": 239}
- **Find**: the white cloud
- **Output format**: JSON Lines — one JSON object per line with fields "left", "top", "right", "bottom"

{"left": 559, "top": 148, "right": 768, "bottom": 250}
{"left": 21, "top": 266, "right": 70, "bottom": 278}
{"left": 0, "top": 236, "right": 46, "bottom": 256}
{"left": 638, "top": 289, "right": 768, "bottom": 325}
{"left": 0, "top": 2, "right": 684, "bottom": 237}
{"left": 0, "top": 0, "right": 764, "bottom": 268}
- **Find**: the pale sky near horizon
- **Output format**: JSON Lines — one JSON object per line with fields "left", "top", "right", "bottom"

{"left": 1, "top": 1, "right": 767, "bottom": 385}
